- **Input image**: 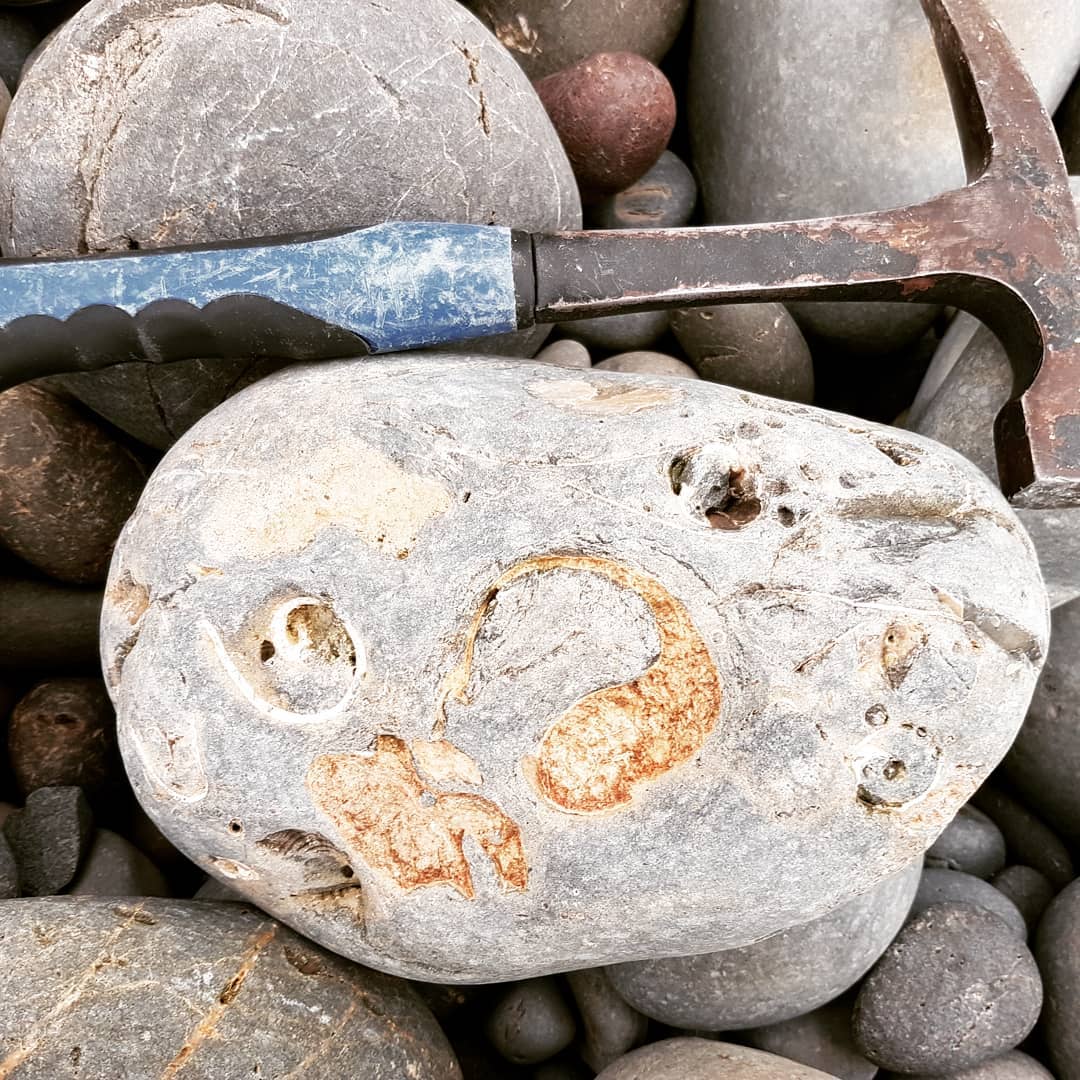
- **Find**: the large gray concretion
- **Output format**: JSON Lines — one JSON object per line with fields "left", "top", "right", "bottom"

{"left": 105, "top": 356, "right": 1048, "bottom": 982}
{"left": 0, "top": 0, "right": 579, "bottom": 447}
{"left": 689, "top": 0, "right": 1080, "bottom": 351}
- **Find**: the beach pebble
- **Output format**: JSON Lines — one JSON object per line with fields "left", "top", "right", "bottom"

{"left": 0, "top": 832, "right": 18, "bottom": 899}
{"left": 535, "top": 339, "right": 592, "bottom": 369}
{"left": 462, "top": 0, "right": 690, "bottom": 79}
{"left": 565, "top": 967, "right": 648, "bottom": 1072}
{"left": 912, "top": 868, "right": 1028, "bottom": 939}
{"left": 747, "top": 1000, "right": 877, "bottom": 1080}
{"left": 67, "top": 828, "right": 171, "bottom": 897}
{"left": 3, "top": 785, "right": 93, "bottom": 895}
{"left": 0, "top": 385, "right": 145, "bottom": 584}
{"left": 0, "top": 0, "right": 580, "bottom": 447}
{"left": 536, "top": 52, "right": 676, "bottom": 198}
{"left": 594, "top": 350, "right": 697, "bottom": 378}
{"left": 8, "top": 678, "right": 120, "bottom": 802}
{"left": 596, "top": 1037, "right": 844, "bottom": 1079}
{"left": 566, "top": 310, "right": 671, "bottom": 352}
{"left": 0, "top": 577, "right": 102, "bottom": 670}
{"left": 1034, "top": 878, "right": 1080, "bottom": 1080}
{"left": 0, "top": 897, "right": 462, "bottom": 1078}
{"left": 589, "top": 150, "right": 697, "bottom": 229}
{"left": 991, "top": 866, "right": 1055, "bottom": 933}
{"left": 925, "top": 804, "right": 1007, "bottom": 879}
{"left": 486, "top": 977, "right": 576, "bottom": 1065}
{"left": 606, "top": 862, "right": 919, "bottom": 1029}
{"left": 0, "top": 11, "right": 38, "bottom": 91}
{"left": 670, "top": 304, "right": 814, "bottom": 403}
{"left": 881, "top": 1050, "right": 1055, "bottom": 1078}
{"left": 852, "top": 903, "right": 1043, "bottom": 1074}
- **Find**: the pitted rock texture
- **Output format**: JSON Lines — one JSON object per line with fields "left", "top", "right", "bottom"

{"left": 0, "top": 0, "right": 580, "bottom": 447}
{"left": 106, "top": 356, "right": 1048, "bottom": 982}
{"left": 0, "top": 897, "right": 461, "bottom": 1078}
{"left": 606, "top": 861, "right": 920, "bottom": 1030}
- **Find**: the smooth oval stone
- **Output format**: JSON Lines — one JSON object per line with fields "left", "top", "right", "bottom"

{"left": 1003, "top": 598, "right": 1080, "bottom": 843}
{"left": 882, "top": 1050, "right": 1055, "bottom": 1079}
{"left": 912, "top": 868, "right": 1028, "bottom": 939}
{"left": 486, "top": 976, "right": 576, "bottom": 1065}
{"left": 853, "top": 903, "right": 1043, "bottom": 1074}
{"left": 1035, "top": 878, "right": 1080, "bottom": 1080}
{"left": 536, "top": 339, "right": 592, "bottom": 369}
{"left": 0, "top": 0, "right": 580, "bottom": 448}
{"left": 925, "top": 804, "right": 1007, "bottom": 879}
{"left": 972, "top": 785, "right": 1075, "bottom": 890}
{"left": 0, "top": 11, "right": 38, "bottom": 91}
{"left": 671, "top": 303, "right": 814, "bottom": 403}
{"left": 8, "top": 677, "right": 120, "bottom": 802}
{"left": 536, "top": 52, "right": 676, "bottom": 197}
{"left": 566, "top": 309, "right": 671, "bottom": 352}
{"left": 67, "top": 827, "right": 171, "bottom": 897}
{"left": 0, "top": 577, "right": 102, "bottom": 671}
{"left": 589, "top": 151, "right": 697, "bottom": 229}
{"left": 606, "top": 862, "right": 919, "bottom": 1029}
{"left": 597, "top": 1038, "right": 843, "bottom": 1079}
{"left": 463, "top": 0, "right": 690, "bottom": 80}
{"left": 0, "top": 833, "right": 17, "bottom": 899}
{"left": 594, "top": 351, "right": 697, "bottom": 378}
{"left": 3, "top": 786, "right": 93, "bottom": 896}
{"left": 105, "top": 357, "right": 1047, "bottom": 982}
{"left": 747, "top": 1001, "right": 878, "bottom": 1080}
{"left": 991, "top": 866, "right": 1055, "bottom": 933}
{"left": 194, "top": 876, "right": 244, "bottom": 902}
{"left": 0, "top": 385, "right": 146, "bottom": 584}
{"left": 0, "top": 896, "right": 461, "bottom": 1078}
{"left": 565, "top": 967, "right": 648, "bottom": 1072}
{"left": 690, "top": 0, "right": 1080, "bottom": 353}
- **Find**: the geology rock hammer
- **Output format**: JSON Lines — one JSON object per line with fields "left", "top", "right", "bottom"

{"left": 0, "top": 0, "right": 1076, "bottom": 509}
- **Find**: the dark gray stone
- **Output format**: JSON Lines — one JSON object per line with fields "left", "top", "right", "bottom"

{"left": 0, "top": 577, "right": 103, "bottom": 671}
{"left": 972, "top": 785, "right": 1075, "bottom": 890}
{"left": 0, "top": 896, "right": 461, "bottom": 1078}
{"left": 0, "top": 0, "right": 580, "bottom": 448}
{"left": 747, "top": 1001, "right": 877, "bottom": 1080}
{"left": 1004, "top": 598, "right": 1080, "bottom": 844}
{"left": 589, "top": 151, "right": 697, "bottom": 230}
{"left": 606, "top": 862, "right": 920, "bottom": 1030}
{"left": 0, "top": 832, "right": 18, "bottom": 899}
{"left": 596, "top": 1038, "right": 843, "bottom": 1079}
{"left": 486, "top": 977, "right": 576, "bottom": 1065}
{"left": 925, "top": 804, "right": 1007, "bottom": 879}
{"left": 991, "top": 866, "right": 1055, "bottom": 933}
{"left": 670, "top": 303, "right": 814, "bottom": 403}
{"left": 3, "top": 786, "right": 92, "bottom": 895}
{"left": 193, "top": 876, "right": 245, "bottom": 902}
{"left": 912, "top": 868, "right": 1028, "bottom": 939}
{"left": 463, "top": 0, "right": 690, "bottom": 79}
{"left": 881, "top": 1050, "right": 1055, "bottom": 1078}
{"left": 594, "top": 351, "right": 698, "bottom": 378}
{"left": 565, "top": 310, "right": 671, "bottom": 353}
{"left": 533, "top": 1054, "right": 594, "bottom": 1080}
{"left": 565, "top": 967, "right": 648, "bottom": 1072}
{"left": 1034, "top": 877, "right": 1080, "bottom": 1080}
{"left": 852, "top": 902, "right": 1043, "bottom": 1074}
{"left": 67, "top": 828, "right": 171, "bottom": 897}
{"left": 689, "top": 0, "right": 1080, "bottom": 354}
{"left": 0, "top": 11, "right": 38, "bottom": 91}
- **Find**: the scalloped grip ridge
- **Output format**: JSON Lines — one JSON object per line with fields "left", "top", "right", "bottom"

{"left": 0, "top": 222, "right": 523, "bottom": 390}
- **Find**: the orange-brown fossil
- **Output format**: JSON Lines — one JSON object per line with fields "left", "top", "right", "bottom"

{"left": 438, "top": 555, "right": 723, "bottom": 814}
{"left": 306, "top": 735, "right": 526, "bottom": 899}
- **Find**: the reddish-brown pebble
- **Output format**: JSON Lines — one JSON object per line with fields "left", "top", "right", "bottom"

{"left": 8, "top": 678, "right": 120, "bottom": 802}
{"left": 0, "top": 385, "right": 146, "bottom": 584}
{"left": 535, "top": 52, "right": 676, "bottom": 198}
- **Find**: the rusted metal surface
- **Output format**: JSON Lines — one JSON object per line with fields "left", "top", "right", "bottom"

{"left": 532, "top": 0, "right": 1080, "bottom": 508}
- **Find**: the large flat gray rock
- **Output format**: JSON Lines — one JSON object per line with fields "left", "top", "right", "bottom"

{"left": 105, "top": 356, "right": 1048, "bottom": 982}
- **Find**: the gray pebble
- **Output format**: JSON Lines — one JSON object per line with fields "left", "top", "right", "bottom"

{"left": 533, "top": 1054, "right": 594, "bottom": 1080}
{"left": 565, "top": 309, "right": 670, "bottom": 353}
{"left": 853, "top": 902, "right": 1043, "bottom": 1074}
{"left": 594, "top": 351, "right": 698, "bottom": 378}
{"left": 925, "top": 804, "right": 1007, "bottom": 879}
{"left": 991, "top": 866, "right": 1055, "bottom": 933}
{"left": 1034, "top": 877, "right": 1080, "bottom": 1080}
{"left": 972, "top": 785, "right": 1075, "bottom": 890}
{"left": 747, "top": 1001, "right": 878, "bottom": 1080}
{"left": 0, "top": 896, "right": 462, "bottom": 1078}
{"left": 606, "top": 862, "right": 920, "bottom": 1030}
{"left": 881, "top": 1049, "right": 1055, "bottom": 1078}
{"left": 589, "top": 151, "right": 697, "bottom": 230}
{"left": 486, "top": 977, "right": 577, "bottom": 1065}
{"left": 3, "top": 786, "right": 92, "bottom": 895}
{"left": 194, "top": 876, "right": 245, "bottom": 902}
{"left": 912, "top": 868, "right": 1028, "bottom": 939}
{"left": 1004, "top": 597, "right": 1080, "bottom": 844}
{"left": 565, "top": 967, "right": 648, "bottom": 1072}
{"left": 0, "top": 11, "right": 38, "bottom": 92}
{"left": 596, "top": 1037, "right": 844, "bottom": 1078}
{"left": 0, "top": 831, "right": 18, "bottom": 898}
{"left": 67, "top": 828, "right": 171, "bottom": 897}
{"left": 535, "top": 339, "right": 592, "bottom": 369}
{"left": 670, "top": 303, "right": 814, "bottom": 403}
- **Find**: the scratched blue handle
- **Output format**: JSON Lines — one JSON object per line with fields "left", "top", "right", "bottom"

{"left": 0, "top": 222, "right": 527, "bottom": 389}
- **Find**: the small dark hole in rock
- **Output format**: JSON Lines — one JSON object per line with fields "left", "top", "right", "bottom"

{"left": 668, "top": 453, "right": 693, "bottom": 496}
{"left": 882, "top": 759, "right": 907, "bottom": 782}
{"left": 259, "top": 640, "right": 275, "bottom": 663}
{"left": 228, "top": 820, "right": 243, "bottom": 835}
{"left": 341, "top": 865, "right": 355, "bottom": 878}
{"left": 777, "top": 507, "right": 796, "bottom": 527}
{"left": 705, "top": 467, "right": 762, "bottom": 530}
{"left": 53, "top": 714, "right": 78, "bottom": 726}
{"left": 865, "top": 704, "right": 889, "bottom": 726}
{"left": 874, "top": 438, "right": 920, "bottom": 467}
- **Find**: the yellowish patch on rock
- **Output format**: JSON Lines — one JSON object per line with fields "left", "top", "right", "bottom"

{"left": 527, "top": 378, "right": 679, "bottom": 415}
